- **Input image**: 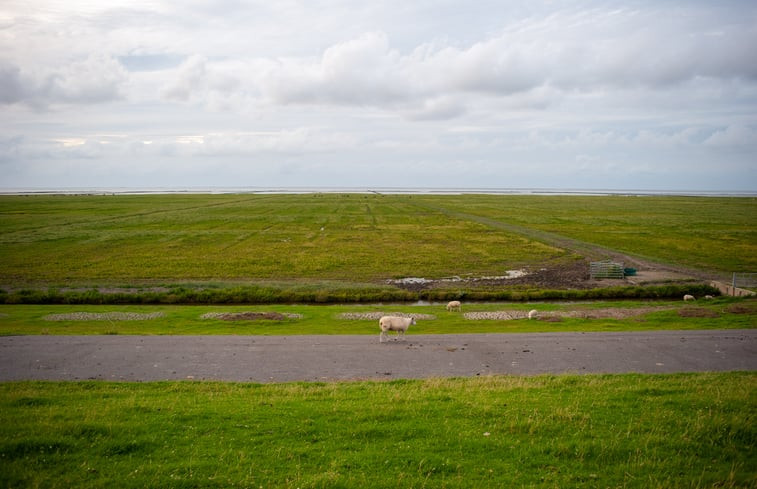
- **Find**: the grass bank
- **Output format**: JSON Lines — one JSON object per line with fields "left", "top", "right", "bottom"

{"left": 1, "top": 298, "right": 754, "bottom": 335}
{"left": 1, "top": 373, "right": 755, "bottom": 488}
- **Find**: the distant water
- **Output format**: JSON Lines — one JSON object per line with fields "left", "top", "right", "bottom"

{"left": 1, "top": 187, "right": 756, "bottom": 197}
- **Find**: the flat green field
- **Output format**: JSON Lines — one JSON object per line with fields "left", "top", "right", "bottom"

{"left": 414, "top": 194, "right": 757, "bottom": 275}
{"left": 1, "top": 194, "right": 755, "bottom": 288}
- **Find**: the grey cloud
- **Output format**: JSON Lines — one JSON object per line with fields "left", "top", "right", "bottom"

{"left": 252, "top": 7, "right": 757, "bottom": 112}
{"left": 0, "top": 55, "right": 128, "bottom": 108}
{"left": 0, "top": 63, "right": 27, "bottom": 104}
{"left": 118, "top": 54, "right": 185, "bottom": 72}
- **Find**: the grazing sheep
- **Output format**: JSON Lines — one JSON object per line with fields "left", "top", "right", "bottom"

{"left": 704, "top": 295, "right": 714, "bottom": 300}
{"left": 379, "top": 316, "right": 415, "bottom": 343}
{"left": 683, "top": 294, "right": 695, "bottom": 301}
{"left": 446, "top": 301, "right": 462, "bottom": 312}
{"left": 528, "top": 309, "right": 539, "bottom": 320}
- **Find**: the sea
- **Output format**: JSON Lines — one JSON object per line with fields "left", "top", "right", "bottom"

{"left": 0, "top": 187, "right": 755, "bottom": 197}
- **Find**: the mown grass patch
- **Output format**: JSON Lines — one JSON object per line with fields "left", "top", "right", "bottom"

{"left": 1, "top": 373, "right": 755, "bottom": 488}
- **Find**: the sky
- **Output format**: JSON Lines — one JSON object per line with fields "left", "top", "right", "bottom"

{"left": 1, "top": 0, "right": 756, "bottom": 191}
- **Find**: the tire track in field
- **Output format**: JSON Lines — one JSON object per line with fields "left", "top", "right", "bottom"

{"left": 409, "top": 201, "right": 721, "bottom": 282}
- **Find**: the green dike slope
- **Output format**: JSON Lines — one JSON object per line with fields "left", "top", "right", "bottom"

{"left": 1, "top": 374, "right": 755, "bottom": 488}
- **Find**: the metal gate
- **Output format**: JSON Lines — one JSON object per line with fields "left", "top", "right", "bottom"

{"left": 590, "top": 261, "right": 625, "bottom": 279}
{"left": 733, "top": 272, "right": 757, "bottom": 289}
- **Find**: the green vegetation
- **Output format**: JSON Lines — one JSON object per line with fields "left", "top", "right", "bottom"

{"left": 0, "top": 282, "right": 720, "bottom": 305}
{"left": 1, "top": 373, "right": 755, "bottom": 488}
{"left": 414, "top": 194, "right": 757, "bottom": 275}
{"left": 0, "top": 194, "right": 566, "bottom": 285}
{"left": 1, "top": 298, "right": 754, "bottom": 335}
{"left": 1, "top": 194, "right": 755, "bottom": 488}
{"left": 2, "top": 194, "right": 754, "bottom": 297}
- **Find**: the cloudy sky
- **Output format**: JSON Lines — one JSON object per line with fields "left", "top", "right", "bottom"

{"left": 1, "top": 1, "right": 756, "bottom": 191}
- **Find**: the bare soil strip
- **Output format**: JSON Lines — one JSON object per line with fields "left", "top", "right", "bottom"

{"left": 463, "top": 306, "right": 675, "bottom": 321}
{"left": 200, "top": 312, "right": 303, "bottom": 321}
{"left": 337, "top": 312, "right": 437, "bottom": 320}
{"left": 43, "top": 312, "right": 165, "bottom": 321}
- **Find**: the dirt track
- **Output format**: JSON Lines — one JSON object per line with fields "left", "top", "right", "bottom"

{"left": 1, "top": 330, "right": 755, "bottom": 382}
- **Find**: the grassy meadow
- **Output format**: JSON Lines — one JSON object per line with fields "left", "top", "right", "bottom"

{"left": 1, "top": 373, "right": 755, "bottom": 488}
{"left": 1, "top": 194, "right": 755, "bottom": 291}
{"left": 0, "top": 193, "right": 565, "bottom": 285}
{"left": 414, "top": 194, "right": 757, "bottom": 275}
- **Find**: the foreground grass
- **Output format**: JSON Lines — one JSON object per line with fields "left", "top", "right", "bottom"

{"left": 0, "top": 299, "right": 755, "bottom": 335}
{"left": 1, "top": 373, "right": 755, "bottom": 488}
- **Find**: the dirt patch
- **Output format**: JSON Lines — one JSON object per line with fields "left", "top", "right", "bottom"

{"left": 392, "top": 260, "right": 596, "bottom": 291}
{"left": 726, "top": 303, "right": 757, "bottom": 314}
{"left": 464, "top": 306, "right": 675, "bottom": 321}
{"left": 678, "top": 307, "right": 720, "bottom": 318}
{"left": 60, "top": 286, "right": 173, "bottom": 295}
{"left": 390, "top": 257, "right": 707, "bottom": 292}
{"left": 200, "top": 312, "right": 302, "bottom": 321}
{"left": 337, "top": 312, "right": 437, "bottom": 321}
{"left": 43, "top": 312, "right": 165, "bottom": 321}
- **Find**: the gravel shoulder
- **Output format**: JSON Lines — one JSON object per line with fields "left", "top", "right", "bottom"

{"left": 2, "top": 330, "right": 755, "bottom": 382}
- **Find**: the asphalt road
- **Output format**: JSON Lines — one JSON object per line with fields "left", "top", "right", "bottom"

{"left": 1, "top": 330, "right": 755, "bottom": 382}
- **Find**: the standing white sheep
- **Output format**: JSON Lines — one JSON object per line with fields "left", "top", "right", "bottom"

{"left": 446, "top": 301, "right": 462, "bottom": 312}
{"left": 379, "top": 316, "right": 416, "bottom": 343}
{"left": 528, "top": 309, "right": 539, "bottom": 320}
{"left": 683, "top": 294, "right": 695, "bottom": 301}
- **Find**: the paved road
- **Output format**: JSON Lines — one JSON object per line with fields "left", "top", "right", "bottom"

{"left": 1, "top": 330, "right": 755, "bottom": 382}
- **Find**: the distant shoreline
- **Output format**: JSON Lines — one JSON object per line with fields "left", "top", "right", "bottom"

{"left": 1, "top": 187, "right": 755, "bottom": 197}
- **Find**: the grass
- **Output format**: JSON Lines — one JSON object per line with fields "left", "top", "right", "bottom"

{"left": 2, "top": 194, "right": 755, "bottom": 292}
{"left": 1, "top": 373, "right": 755, "bottom": 488}
{"left": 414, "top": 194, "right": 757, "bottom": 275}
{"left": 1, "top": 298, "right": 754, "bottom": 335}
{"left": 0, "top": 282, "right": 721, "bottom": 305}
{"left": 0, "top": 194, "right": 566, "bottom": 285}
{"left": 1, "top": 194, "right": 756, "bottom": 487}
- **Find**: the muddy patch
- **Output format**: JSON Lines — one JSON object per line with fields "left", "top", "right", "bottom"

{"left": 678, "top": 307, "right": 720, "bottom": 318}
{"left": 390, "top": 261, "right": 593, "bottom": 291}
{"left": 201, "top": 312, "right": 303, "bottom": 321}
{"left": 464, "top": 306, "right": 675, "bottom": 321}
{"left": 44, "top": 312, "right": 165, "bottom": 321}
{"left": 726, "top": 303, "right": 757, "bottom": 315}
{"left": 337, "top": 312, "right": 437, "bottom": 321}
